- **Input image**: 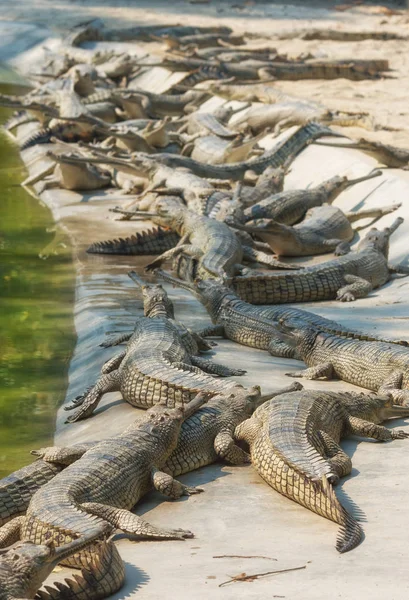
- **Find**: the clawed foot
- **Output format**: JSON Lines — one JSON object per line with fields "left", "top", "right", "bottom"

{"left": 182, "top": 486, "right": 204, "bottom": 496}
{"left": 337, "top": 291, "right": 356, "bottom": 302}
{"left": 167, "top": 528, "right": 194, "bottom": 540}
{"left": 230, "top": 368, "right": 247, "bottom": 376}
{"left": 392, "top": 430, "right": 409, "bottom": 439}
{"left": 285, "top": 371, "right": 302, "bottom": 378}
{"left": 145, "top": 259, "right": 162, "bottom": 272}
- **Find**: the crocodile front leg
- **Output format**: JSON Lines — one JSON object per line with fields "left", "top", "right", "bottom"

{"left": 214, "top": 430, "right": 251, "bottom": 464}
{"left": 190, "top": 355, "right": 246, "bottom": 376}
{"left": 198, "top": 324, "right": 226, "bottom": 338}
{"left": 64, "top": 370, "right": 122, "bottom": 422}
{"left": 336, "top": 274, "right": 373, "bottom": 302}
{"left": 81, "top": 502, "right": 193, "bottom": 539}
{"left": 31, "top": 444, "right": 95, "bottom": 465}
{"left": 285, "top": 362, "right": 334, "bottom": 380}
{"left": 348, "top": 417, "right": 409, "bottom": 440}
{"left": 0, "top": 516, "right": 24, "bottom": 547}
{"left": 151, "top": 468, "right": 203, "bottom": 499}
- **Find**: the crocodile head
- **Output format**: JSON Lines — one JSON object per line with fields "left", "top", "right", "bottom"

{"left": 152, "top": 271, "right": 232, "bottom": 319}
{"left": 342, "top": 393, "right": 409, "bottom": 424}
{"left": 0, "top": 538, "right": 84, "bottom": 600}
{"left": 319, "top": 169, "right": 381, "bottom": 203}
{"left": 128, "top": 271, "right": 175, "bottom": 318}
{"left": 139, "top": 392, "right": 210, "bottom": 441}
{"left": 357, "top": 217, "right": 403, "bottom": 256}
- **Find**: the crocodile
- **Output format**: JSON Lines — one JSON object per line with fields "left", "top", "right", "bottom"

{"left": 0, "top": 383, "right": 301, "bottom": 528}
{"left": 104, "top": 24, "right": 233, "bottom": 42}
{"left": 313, "top": 137, "right": 409, "bottom": 169}
{"left": 231, "top": 217, "right": 409, "bottom": 304}
{"left": 233, "top": 170, "right": 381, "bottom": 227}
{"left": 234, "top": 202, "right": 400, "bottom": 257}
{"left": 106, "top": 122, "right": 341, "bottom": 181}
{"left": 154, "top": 272, "right": 408, "bottom": 361}
{"left": 163, "top": 382, "right": 302, "bottom": 475}
{"left": 160, "top": 32, "right": 244, "bottom": 50}
{"left": 16, "top": 89, "right": 113, "bottom": 150}
{"left": 275, "top": 28, "right": 406, "bottom": 41}
{"left": 144, "top": 57, "right": 388, "bottom": 82}
{"left": 139, "top": 196, "right": 299, "bottom": 277}
{"left": 188, "top": 131, "right": 265, "bottom": 165}
{"left": 0, "top": 395, "right": 208, "bottom": 600}
{"left": 281, "top": 319, "right": 409, "bottom": 406}
{"left": 233, "top": 102, "right": 374, "bottom": 136}
{"left": 45, "top": 151, "right": 112, "bottom": 191}
{"left": 258, "top": 59, "right": 389, "bottom": 81}
{"left": 84, "top": 88, "right": 208, "bottom": 118}
{"left": 207, "top": 80, "right": 309, "bottom": 104}
{"left": 63, "top": 272, "right": 244, "bottom": 422}
{"left": 235, "top": 389, "right": 409, "bottom": 553}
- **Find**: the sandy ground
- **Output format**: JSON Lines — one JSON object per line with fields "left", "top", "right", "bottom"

{"left": 2, "top": 0, "right": 409, "bottom": 144}
{"left": 3, "top": 2, "right": 409, "bottom": 599}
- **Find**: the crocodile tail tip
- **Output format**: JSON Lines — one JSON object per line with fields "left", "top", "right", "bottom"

{"left": 336, "top": 510, "right": 364, "bottom": 554}
{"left": 321, "top": 476, "right": 363, "bottom": 553}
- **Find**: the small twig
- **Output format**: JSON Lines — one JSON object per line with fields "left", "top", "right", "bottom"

{"left": 219, "top": 565, "right": 306, "bottom": 587}
{"left": 213, "top": 555, "right": 277, "bottom": 561}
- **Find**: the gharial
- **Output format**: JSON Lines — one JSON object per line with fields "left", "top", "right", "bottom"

{"left": 235, "top": 389, "right": 409, "bottom": 553}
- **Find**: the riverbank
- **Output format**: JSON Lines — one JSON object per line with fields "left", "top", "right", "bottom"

{"left": 3, "top": 6, "right": 409, "bottom": 599}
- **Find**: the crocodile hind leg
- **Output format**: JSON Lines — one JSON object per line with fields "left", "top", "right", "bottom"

{"left": 145, "top": 242, "right": 203, "bottom": 272}
{"left": 214, "top": 430, "right": 251, "bottom": 464}
{"left": 81, "top": 502, "right": 194, "bottom": 539}
{"left": 348, "top": 416, "right": 409, "bottom": 440}
{"left": 101, "top": 351, "right": 126, "bottom": 374}
{"left": 198, "top": 324, "right": 226, "bottom": 338}
{"left": 336, "top": 275, "right": 372, "bottom": 302}
{"left": 318, "top": 431, "right": 352, "bottom": 484}
{"left": 64, "top": 370, "right": 122, "bottom": 423}
{"left": 152, "top": 468, "right": 204, "bottom": 499}
{"left": 0, "top": 515, "right": 24, "bottom": 547}
{"left": 267, "top": 338, "right": 297, "bottom": 359}
{"left": 36, "top": 539, "right": 125, "bottom": 600}
{"left": 190, "top": 355, "right": 246, "bottom": 376}
{"left": 285, "top": 362, "right": 334, "bottom": 380}
{"left": 100, "top": 332, "right": 132, "bottom": 348}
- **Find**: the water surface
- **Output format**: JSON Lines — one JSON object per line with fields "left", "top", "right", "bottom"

{"left": 0, "top": 95, "right": 75, "bottom": 478}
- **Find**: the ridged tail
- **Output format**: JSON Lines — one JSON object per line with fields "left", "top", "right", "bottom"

{"left": 20, "top": 127, "right": 53, "bottom": 150}
{"left": 87, "top": 227, "right": 180, "bottom": 255}
{"left": 253, "top": 443, "right": 363, "bottom": 553}
{"left": 36, "top": 539, "right": 125, "bottom": 600}
{"left": 320, "top": 475, "right": 363, "bottom": 553}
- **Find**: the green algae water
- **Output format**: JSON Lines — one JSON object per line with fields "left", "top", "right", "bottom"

{"left": 0, "top": 93, "right": 75, "bottom": 478}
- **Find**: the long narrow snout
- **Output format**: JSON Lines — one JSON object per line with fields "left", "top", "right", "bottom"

{"left": 183, "top": 392, "right": 212, "bottom": 418}
{"left": 257, "top": 381, "right": 304, "bottom": 406}
{"left": 345, "top": 169, "right": 382, "bottom": 187}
